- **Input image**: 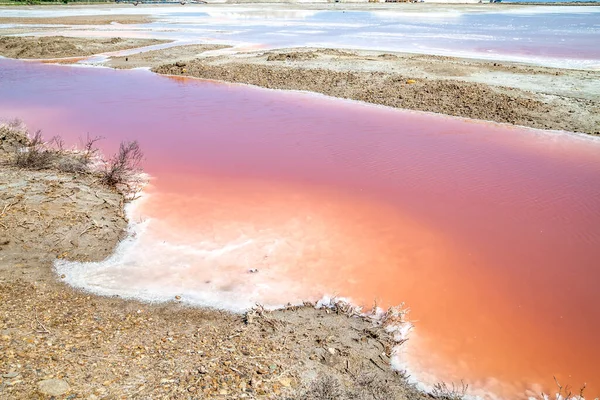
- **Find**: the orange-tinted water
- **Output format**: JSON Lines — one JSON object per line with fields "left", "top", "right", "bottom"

{"left": 1, "top": 60, "right": 599, "bottom": 398}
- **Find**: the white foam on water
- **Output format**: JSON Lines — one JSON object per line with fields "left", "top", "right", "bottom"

{"left": 313, "top": 296, "right": 551, "bottom": 400}
{"left": 392, "top": 345, "right": 539, "bottom": 400}
{"left": 50, "top": 172, "right": 589, "bottom": 400}
{"left": 54, "top": 193, "right": 333, "bottom": 312}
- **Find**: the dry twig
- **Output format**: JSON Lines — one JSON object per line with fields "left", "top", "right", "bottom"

{"left": 32, "top": 308, "right": 51, "bottom": 334}
{"left": 1, "top": 199, "right": 20, "bottom": 217}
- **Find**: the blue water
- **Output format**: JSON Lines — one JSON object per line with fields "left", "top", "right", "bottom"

{"left": 2, "top": 4, "right": 600, "bottom": 68}
{"left": 507, "top": 0, "right": 599, "bottom": 3}
{"left": 298, "top": 8, "right": 600, "bottom": 67}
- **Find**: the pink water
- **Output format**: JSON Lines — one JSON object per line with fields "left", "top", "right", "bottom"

{"left": 1, "top": 60, "right": 600, "bottom": 399}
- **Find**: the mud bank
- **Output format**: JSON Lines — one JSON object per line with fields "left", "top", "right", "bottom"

{"left": 1, "top": 32, "right": 597, "bottom": 134}
{"left": 107, "top": 44, "right": 231, "bottom": 70}
{"left": 0, "top": 36, "right": 166, "bottom": 59}
{"left": 0, "top": 124, "right": 426, "bottom": 399}
{"left": 0, "top": 14, "right": 151, "bottom": 26}
{"left": 155, "top": 48, "right": 600, "bottom": 135}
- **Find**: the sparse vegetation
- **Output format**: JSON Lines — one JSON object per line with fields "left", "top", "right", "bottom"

{"left": 353, "top": 373, "right": 397, "bottom": 400}
{"left": 3, "top": 121, "right": 85, "bottom": 172}
{"left": 289, "top": 372, "right": 424, "bottom": 400}
{"left": 431, "top": 381, "right": 468, "bottom": 400}
{"left": 540, "top": 377, "right": 598, "bottom": 400}
{"left": 57, "top": 134, "right": 103, "bottom": 174}
{"left": 295, "top": 375, "right": 344, "bottom": 400}
{"left": 14, "top": 129, "right": 56, "bottom": 170}
{"left": 81, "top": 134, "right": 103, "bottom": 162}
{"left": 3, "top": 120, "right": 144, "bottom": 198}
{"left": 100, "top": 140, "right": 142, "bottom": 186}
{"left": 100, "top": 140, "right": 144, "bottom": 200}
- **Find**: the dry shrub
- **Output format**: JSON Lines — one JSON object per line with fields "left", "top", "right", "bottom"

{"left": 353, "top": 373, "right": 396, "bottom": 400}
{"left": 2, "top": 118, "right": 26, "bottom": 132}
{"left": 295, "top": 375, "right": 345, "bottom": 400}
{"left": 57, "top": 156, "right": 88, "bottom": 174}
{"left": 7, "top": 122, "right": 144, "bottom": 194}
{"left": 81, "top": 134, "right": 102, "bottom": 163}
{"left": 10, "top": 126, "right": 104, "bottom": 174}
{"left": 540, "top": 377, "right": 597, "bottom": 400}
{"left": 57, "top": 134, "right": 103, "bottom": 174}
{"left": 431, "top": 381, "right": 468, "bottom": 400}
{"left": 291, "top": 372, "right": 413, "bottom": 400}
{"left": 14, "top": 129, "right": 56, "bottom": 170}
{"left": 100, "top": 141, "right": 144, "bottom": 200}
{"left": 101, "top": 141, "right": 142, "bottom": 186}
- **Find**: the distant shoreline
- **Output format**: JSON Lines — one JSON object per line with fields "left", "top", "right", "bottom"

{"left": 502, "top": 1, "right": 599, "bottom": 5}
{"left": 1, "top": 1, "right": 599, "bottom": 6}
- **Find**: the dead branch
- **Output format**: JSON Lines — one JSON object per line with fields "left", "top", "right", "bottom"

{"left": 81, "top": 134, "right": 103, "bottom": 162}
{"left": 32, "top": 308, "right": 51, "bottom": 334}
{"left": 79, "top": 222, "right": 98, "bottom": 237}
{"left": 1, "top": 199, "right": 20, "bottom": 217}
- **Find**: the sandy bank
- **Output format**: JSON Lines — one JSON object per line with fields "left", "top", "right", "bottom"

{"left": 153, "top": 47, "right": 600, "bottom": 135}
{"left": 0, "top": 124, "right": 426, "bottom": 399}
{"left": 0, "top": 36, "right": 166, "bottom": 59}
{"left": 107, "top": 43, "right": 231, "bottom": 70}
{"left": 0, "top": 14, "right": 151, "bottom": 25}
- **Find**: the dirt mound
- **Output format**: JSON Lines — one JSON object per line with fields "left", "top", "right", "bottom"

{"left": 265, "top": 49, "right": 356, "bottom": 62}
{"left": 0, "top": 121, "right": 28, "bottom": 162}
{"left": 0, "top": 36, "right": 166, "bottom": 59}
{"left": 155, "top": 61, "right": 572, "bottom": 132}
{"left": 316, "top": 49, "right": 358, "bottom": 57}
{"left": 267, "top": 51, "right": 318, "bottom": 62}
